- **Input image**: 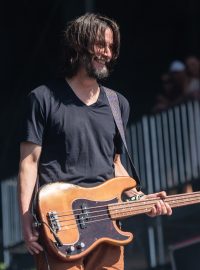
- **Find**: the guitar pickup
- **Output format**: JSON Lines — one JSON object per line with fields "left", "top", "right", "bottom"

{"left": 78, "top": 203, "right": 90, "bottom": 229}
{"left": 47, "top": 211, "right": 61, "bottom": 233}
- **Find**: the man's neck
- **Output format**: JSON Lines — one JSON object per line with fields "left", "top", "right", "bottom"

{"left": 66, "top": 71, "right": 100, "bottom": 106}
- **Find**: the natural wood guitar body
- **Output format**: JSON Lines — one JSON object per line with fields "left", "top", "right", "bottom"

{"left": 37, "top": 176, "right": 135, "bottom": 262}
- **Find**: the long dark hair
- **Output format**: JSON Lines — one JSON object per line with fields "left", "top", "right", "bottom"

{"left": 60, "top": 13, "right": 120, "bottom": 78}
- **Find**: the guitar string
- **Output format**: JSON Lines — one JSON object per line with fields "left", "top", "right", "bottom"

{"left": 53, "top": 193, "right": 200, "bottom": 221}
{"left": 55, "top": 194, "right": 200, "bottom": 225}
{"left": 55, "top": 191, "right": 200, "bottom": 217}
{"left": 59, "top": 196, "right": 200, "bottom": 222}
{"left": 56, "top": 197, "right": 200, "bottom": 230}
{"left": 59, "top": 197, "right": 200, "bottom": 231}
{"left": 57, "top": 195, "right": 200, "bottom": 225}
{"left": 53, "top": 196, "right": 200, "bottom": 226}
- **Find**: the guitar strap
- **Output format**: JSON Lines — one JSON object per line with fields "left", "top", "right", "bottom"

{"left": 104, "top": 86, "right": 142, "bottom": 191}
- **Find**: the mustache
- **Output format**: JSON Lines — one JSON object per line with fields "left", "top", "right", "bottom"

{"left": 93, "top": 55, "right": 110, "bottom": 63}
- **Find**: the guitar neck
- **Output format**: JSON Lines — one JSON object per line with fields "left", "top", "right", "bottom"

{"left": 108, "top": 191, "right": 200, "bottom": 220}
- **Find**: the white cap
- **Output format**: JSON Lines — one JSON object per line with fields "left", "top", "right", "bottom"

{"left": 169, "top": 60, "right": 186, "bottom": 72}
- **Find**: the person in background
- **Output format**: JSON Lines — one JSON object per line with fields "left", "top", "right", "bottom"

{"left": 152, "top": 60, "right": 188, "bottom": 113}
{"left": 184, "top": 55, "right": 200, "bottom": 98}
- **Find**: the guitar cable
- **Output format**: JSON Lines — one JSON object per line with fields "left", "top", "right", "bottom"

{"left": 33, "top": 219, "right": 64, "bottom": 247}
{"left": 43, "top": 249, "right": 51, "bottom": 270}
{"left": 31, "top": 180, "right": 60, "bottom": 269}
{"left": 32, "top": 219, "right": 52, "bottom": 270}
{"left": 34, "top": 220, "right": 62, "bottom": 270}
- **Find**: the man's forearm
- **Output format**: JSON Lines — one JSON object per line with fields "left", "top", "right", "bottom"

{"left": 114, "top": 154, "right": 129, "bottom": 177}
{"left": 114, "top": 162, "right": 129, "bottom": 177}
{"left": 18, "top": 142, "right": 41, "bottom": 216}
{"left": 114, "top": 154, "right": 144, "bottom": 197}
{"left": 18, "top": 162, "right": 38, "bottom": 216}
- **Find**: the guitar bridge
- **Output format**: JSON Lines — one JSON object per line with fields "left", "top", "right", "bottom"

{"left": 47, "top": 211, "right": 61, "bottom": 233}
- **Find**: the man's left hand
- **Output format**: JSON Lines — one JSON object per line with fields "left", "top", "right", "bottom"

{"left": 142, "top": 191, "right": 172, "bottom": 217}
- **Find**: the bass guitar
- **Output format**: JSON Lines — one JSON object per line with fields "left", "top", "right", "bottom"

{"left": 36, "top": 176, "right": 200, "bottom": 262}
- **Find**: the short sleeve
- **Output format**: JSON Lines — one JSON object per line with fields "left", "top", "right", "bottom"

{"left": 114, "top": 93, "right": 130, "bottom": 154}
{"left": 20, "top": 86, "right": 50, "bottom": 146}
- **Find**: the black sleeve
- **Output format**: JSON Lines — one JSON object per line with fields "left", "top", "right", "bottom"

{"left": 114, "top": 92, "right": 130, "bottom": 154}
{"left": 20, "top": 86, "right": 50, "bottom": 146}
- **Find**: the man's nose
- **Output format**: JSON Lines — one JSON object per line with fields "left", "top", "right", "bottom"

{"left": 102, "top": 45, "right": 112, "bottom": 58}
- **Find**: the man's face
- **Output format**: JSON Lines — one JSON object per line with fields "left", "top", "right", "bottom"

{"left": 82, "top": 28, "right": 114, "bottom": 80}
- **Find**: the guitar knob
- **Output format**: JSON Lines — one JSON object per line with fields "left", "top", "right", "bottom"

{"left": 66, "top": 245, "right": 75, "bottom": 253}
{"left": 76, "top": 242, "right": 85, "bottom": 249}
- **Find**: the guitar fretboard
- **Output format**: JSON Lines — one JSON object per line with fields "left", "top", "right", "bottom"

{"left": 108, "top": 192, "right": 200, "bottom": 219}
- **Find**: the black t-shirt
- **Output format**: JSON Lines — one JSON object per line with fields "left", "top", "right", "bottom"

{"left": 20, "top": 78, "right": 130, "bottom": 187}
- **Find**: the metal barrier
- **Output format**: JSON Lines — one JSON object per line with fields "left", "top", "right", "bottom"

{"left": 1, "top": 176, "right": 22, "bottom": 265}
{"left": 125, "top": 100, "right": 200, "bottom": 267}
{"left": 127, "top": 100, "right": 200, "bottom": 193}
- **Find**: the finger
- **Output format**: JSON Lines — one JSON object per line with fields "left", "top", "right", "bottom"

{"left": 143, "top": 193, "right": 155, "bottom": 199}
{"left": 27, "top": 248, "right": 34, "bottom": 255}
{"left": 25, "top": 235, "right": 43, "bottom": 250}
{"left": 144, "top": 192, "right": 166, "bottom": 199}
{"left": 147, "top": 206, "right": 157, "bottom": 217}
{"left": 30, "top": 241, "right": 44, "bottom": 252}
{"left": 165, "top": 202, "right": 172, "bottom": 216}
{"left": 33, "top": 243, "right": 43, "bottom": 252}
{"left": 28, "top": 246, "right": 40, "bottom": 254}
{"left": 155, "top": 201, "right": 162, "bottom": 215}
{"left": 160, "top": 200, "right": 167, "bottom": 215}
{"left": 26, "top": 241, "right": 43, "bottom": 254}
{"left": 156, "top": 191, "right": 167, "bottom": 198}
{"left": 26, "top": 242, "right": 38, "bottom": 255}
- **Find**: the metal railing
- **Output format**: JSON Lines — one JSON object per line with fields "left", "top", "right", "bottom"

{"left": 126, "top": 100, "right": 200, "bottom": 193}
{"left": 125, "top": 99, "right": 200, "bottom": 267}
{"left": 1, "top": 176, "right": 22, "bottom": 265}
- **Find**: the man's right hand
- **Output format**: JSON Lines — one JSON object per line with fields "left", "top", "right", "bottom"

{"left": 22, "top": 212, "right": 44, "bottom": 255}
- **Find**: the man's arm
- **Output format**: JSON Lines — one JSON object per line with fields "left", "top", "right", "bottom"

{"left": 18, "top": 142, "right": 43, "bottom": 254}
{"left": 114, "top": 154, "right": 144, "bottom": 196}
{"left": 114, "top": 154, "right": 172, "bottom": 217}
{"left": 114, "top": 154, "right": 129, "bottom": 177}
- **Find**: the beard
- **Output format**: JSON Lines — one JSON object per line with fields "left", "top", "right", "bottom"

{"left": 81, "top": 54, "right": 111, "bottom": 80}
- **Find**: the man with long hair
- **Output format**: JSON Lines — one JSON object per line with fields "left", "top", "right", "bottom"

{"left": 18, "top": 13, "right": 172, "bottom": 270}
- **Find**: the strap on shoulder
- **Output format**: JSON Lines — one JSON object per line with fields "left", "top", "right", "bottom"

{"left": 104, "top": 86, "right": 142, "bottom": 190}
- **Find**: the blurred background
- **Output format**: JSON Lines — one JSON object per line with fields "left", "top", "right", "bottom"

{"left": 1, "top": 0, "right": 200, "bottom": 269}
